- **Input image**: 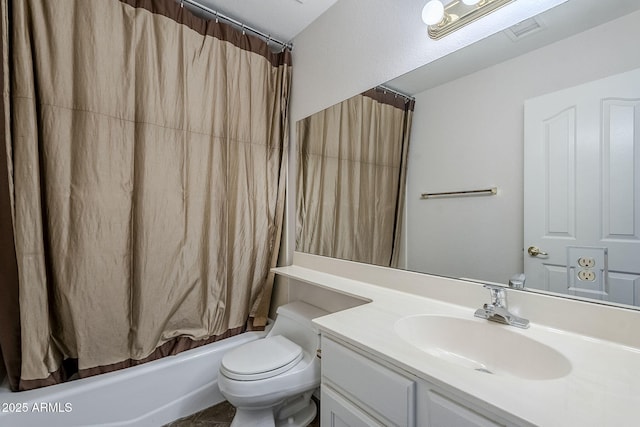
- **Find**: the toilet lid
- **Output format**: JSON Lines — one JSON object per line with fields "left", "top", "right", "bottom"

{"left": 220, "top": 335, "right": 303, "bottom": 381}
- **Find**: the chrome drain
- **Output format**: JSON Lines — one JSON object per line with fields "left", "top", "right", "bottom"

{"left": 475, "top": 367, "right": 493, "bottom": 374}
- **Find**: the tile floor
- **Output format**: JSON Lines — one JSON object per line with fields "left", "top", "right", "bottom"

{"left": 164, "top": 399, "right": 320, "bottom": 427}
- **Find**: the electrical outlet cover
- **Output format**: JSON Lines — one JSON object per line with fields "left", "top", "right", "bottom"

{"left": 566, "top": 246, "right": 608, "bottom": 298}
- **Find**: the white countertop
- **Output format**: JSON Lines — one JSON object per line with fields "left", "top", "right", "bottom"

{"left": 274, "top": 264, "right": 640, "bottom": 427}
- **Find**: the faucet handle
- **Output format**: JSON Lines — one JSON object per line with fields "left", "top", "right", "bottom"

{"left": 476, "top": 284, "right": 530, "bottom": 329}
{"left": 483, "top": 284, "right": 507, "bottom": 308}
{"left": 509, "top": 273, "right": 526, "bottom": 289}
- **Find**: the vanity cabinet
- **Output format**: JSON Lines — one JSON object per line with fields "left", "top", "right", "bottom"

{"left": 320, "top": 335, "right": 520, "bottom": 427}
{"left": 321, "top": 336, "right": 415, "bottom": 426}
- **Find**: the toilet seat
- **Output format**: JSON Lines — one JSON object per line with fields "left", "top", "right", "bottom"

{"left": 220, "top": 335, "right": 304, "bottom": 381}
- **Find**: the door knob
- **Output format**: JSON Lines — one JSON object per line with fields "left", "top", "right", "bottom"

{"left": 527, "top": 246, "right": 548, "bottom": 257}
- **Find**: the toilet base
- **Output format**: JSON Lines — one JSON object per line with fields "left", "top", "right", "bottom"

{"left": 230, "top": 391, "right": 317, "bottom": 427}
{"left": 275, "top": 394, "right": 316, "bottom": 427}
{"left": 230, "top": 407, "right": 276, "bottom": 427}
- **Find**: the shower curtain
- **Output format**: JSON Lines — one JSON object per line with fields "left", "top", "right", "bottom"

{"left": 0, "top": 0, "right": 290, "bottom": 391}
{"left": 296, "top": 88, "right": 414, "bottom": 268}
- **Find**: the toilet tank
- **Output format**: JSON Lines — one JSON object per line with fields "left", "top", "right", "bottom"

{"left": 267, "top": 301, "right": 329, "bottom": 354}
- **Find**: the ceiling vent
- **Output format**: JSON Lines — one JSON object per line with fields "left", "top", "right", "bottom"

{"left": 504, "top": 16, "right": 544, "bottom": 41}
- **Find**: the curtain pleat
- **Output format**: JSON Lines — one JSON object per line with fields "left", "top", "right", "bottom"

{"left": 0, "top": 0, "right": 23, "bottom": 391}
{"left": 390, "top": 104, "right": 413, "bottom": 268}
{"left": 2, "top": 0, "right": 290, "bottom": 391}
{"left": 296, "top": 89, "right": 414, "bottom": 268}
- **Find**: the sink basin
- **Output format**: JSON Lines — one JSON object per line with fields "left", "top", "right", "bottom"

{"left": 394, "top": 315, "right": 571, "bottom": 380}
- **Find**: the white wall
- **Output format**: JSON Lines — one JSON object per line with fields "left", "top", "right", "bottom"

{"left": 404, "top": 10, "right": 640, "bottom": 284}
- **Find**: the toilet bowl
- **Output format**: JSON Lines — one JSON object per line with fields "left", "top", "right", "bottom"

{"left": 218, "top": 301, "right": 328, "bottom": 427}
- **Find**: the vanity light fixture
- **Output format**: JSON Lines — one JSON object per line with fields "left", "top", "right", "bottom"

{"left": 422, "top": 0, "right": 515, "bottom": 40}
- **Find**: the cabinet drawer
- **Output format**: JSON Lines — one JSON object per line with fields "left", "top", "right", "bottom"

{"left": 322, "top": 337, "right": 415, "bottom": 426}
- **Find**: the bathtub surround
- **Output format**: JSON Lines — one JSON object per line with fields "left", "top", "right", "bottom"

{"left": 0, "top": 0, "right": 290, "bottom": 391}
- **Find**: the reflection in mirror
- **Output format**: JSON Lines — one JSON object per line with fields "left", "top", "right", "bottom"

{"left": 296, "top": 0, "right": 640, "bottom": 309}
{"left": 296, "top": 88, "right": 415, "bottom": 267}
{"left": 521, "top": 68, "right": 640, "bottom": 306}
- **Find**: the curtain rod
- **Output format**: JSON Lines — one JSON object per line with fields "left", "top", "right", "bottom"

{"left": 375, "top": 85, "right": 415, "bottom": 102}
{"left": 180, "top": 0, "right": 293, "bottom": 51}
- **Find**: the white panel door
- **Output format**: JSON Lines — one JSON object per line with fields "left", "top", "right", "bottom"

{"left": 524, "top": 68, "right": 640, "bottom": 305}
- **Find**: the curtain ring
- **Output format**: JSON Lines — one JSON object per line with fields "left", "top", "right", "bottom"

{"left": 241, "top": 24, "right": 246, "bottom": 35}
{"left": 180, "top": 0, "right": 183, "bottom": 7}
{"left": 215, "top": 12, "right": 219, "bottom": 23}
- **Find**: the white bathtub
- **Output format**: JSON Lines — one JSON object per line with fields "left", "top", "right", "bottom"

{"left": 0, "top": 329, "right": 267, "bottom": 427}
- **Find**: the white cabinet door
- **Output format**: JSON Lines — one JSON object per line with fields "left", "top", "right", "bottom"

{"left": 524, "top": 67, "right": 640, "bottom": 304}
{"left": 321, "top": 386, "right": 385, "bottom": 427}
{"left": 322, "top": 337, "right": 415, "bottom": 426}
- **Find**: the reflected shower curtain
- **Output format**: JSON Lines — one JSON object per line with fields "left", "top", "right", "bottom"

{"left": 0, "top": 0, "right": 290, "bottom": 391}
{"left": 296, "top": 88, "right": 414, "bottom": 267}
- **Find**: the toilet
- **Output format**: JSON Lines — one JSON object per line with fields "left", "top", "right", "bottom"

{"left": 218, "top": 301, "right": 329, "bottom": 427}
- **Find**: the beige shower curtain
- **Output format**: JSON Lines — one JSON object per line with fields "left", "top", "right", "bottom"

{"left": 296, "top": 88, "right": 414, "bottom": 267}
{"left": 0, "top": 0, "right": 290, "bottom": 391}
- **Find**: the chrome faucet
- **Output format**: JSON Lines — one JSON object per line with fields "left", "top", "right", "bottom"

{"left": 474, "top": 284, "right": 529, "bottom": 329}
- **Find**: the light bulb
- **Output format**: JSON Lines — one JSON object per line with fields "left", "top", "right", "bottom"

{"left": 421, "top": 0, "right": 445, "bottom": 26}
{"left": 462, "top": 0, "right": 481, "bottom": 5}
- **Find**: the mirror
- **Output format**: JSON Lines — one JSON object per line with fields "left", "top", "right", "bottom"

{"left": 296, "top": 0, "right": 640, "bottom": 308}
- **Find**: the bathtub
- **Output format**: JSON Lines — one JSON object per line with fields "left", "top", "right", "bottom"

{"left": 0, "top": 328, "right": 268, "bottom": 427}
